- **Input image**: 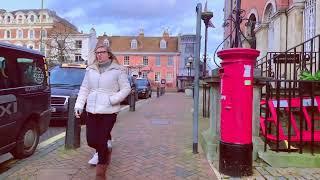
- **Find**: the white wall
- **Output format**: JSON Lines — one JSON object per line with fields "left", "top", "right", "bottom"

{"left": 316, "top": 1, "right": 320, "bottom": 35}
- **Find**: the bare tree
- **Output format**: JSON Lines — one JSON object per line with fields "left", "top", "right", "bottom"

{"left": 45, "top": 21, "right": 78, "bottom": 66}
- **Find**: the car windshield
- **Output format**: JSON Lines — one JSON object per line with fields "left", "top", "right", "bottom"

{"left": 50, "top": 67, "right": 85, "bottom": 87}
{"left": 135, "top": 79, "right": 148, "bottom": 87}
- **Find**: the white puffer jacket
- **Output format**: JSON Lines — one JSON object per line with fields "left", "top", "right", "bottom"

{"left": 74, "top": 62, "right": 131, "bottom": 114}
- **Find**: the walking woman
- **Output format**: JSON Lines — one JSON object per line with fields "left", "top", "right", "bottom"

{"left": 74, "top": 44, "right": 131, "bottom": 179}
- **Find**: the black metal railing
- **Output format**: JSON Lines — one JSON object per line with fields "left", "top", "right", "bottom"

{"left": 256, "top": 35, "right": 320, "bottom": 81}
{"left": 261, "top": 79, "right": 320, "bottom": 154}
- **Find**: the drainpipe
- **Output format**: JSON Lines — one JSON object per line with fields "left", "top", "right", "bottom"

{"left": 285, "top": 0, "right": 289, "bottom": 51}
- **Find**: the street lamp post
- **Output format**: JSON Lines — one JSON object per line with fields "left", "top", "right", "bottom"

{"left": 187, "top": 56, "right": 194, "bottom": 77}
{"left": 186, "top": 62, "right": 191, "bottom": 77}
{"left": 201, "top": 11, "right": 213, "bottom": 77}
{"left": 192, "top": 3, "right": 202, "bottom": 154}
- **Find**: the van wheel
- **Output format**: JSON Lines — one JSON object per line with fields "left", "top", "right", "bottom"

{"left": 11, "top": 121, "right": 39, "bottom": 159}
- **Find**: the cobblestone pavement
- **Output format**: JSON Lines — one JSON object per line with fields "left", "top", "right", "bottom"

{"left": 4, "top": 93, "right": 217, "bottom": 180}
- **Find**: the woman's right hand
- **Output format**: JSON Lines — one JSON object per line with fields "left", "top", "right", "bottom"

{"left": 74, "top": 108, "right": 83, "bottom": 118}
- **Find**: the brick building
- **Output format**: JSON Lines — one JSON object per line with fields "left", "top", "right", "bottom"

{"left": 0, "top": 9, "right": 79, "bottom": 63}
{"left": 223, "top": 0, "right": 320, "bottom": 58}
{"left": 97, "top": 29, "right": 180, "bottom": 90}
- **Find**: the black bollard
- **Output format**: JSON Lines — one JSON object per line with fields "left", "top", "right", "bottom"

{"left": 65, "top": 94, "right": 81, "bottom": 149}
{"left": 157, "top": 86, "right": 160, "bottom": 98}
{"left": 161, "top": 87, "right": 165, "bottom": 95}
{"left": 129, "top": 89, "right": 136, "bottom": 111}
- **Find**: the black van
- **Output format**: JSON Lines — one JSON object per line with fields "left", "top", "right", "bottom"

{"left": 50, "top": 64, "right": 86, "bottom": 123}
{"left": 0, "top": 42, "right": 51, "bottom": 159}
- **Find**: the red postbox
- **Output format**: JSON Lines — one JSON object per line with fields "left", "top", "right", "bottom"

{"left": 217, "top": 48, "right": 260, "bottom": 177}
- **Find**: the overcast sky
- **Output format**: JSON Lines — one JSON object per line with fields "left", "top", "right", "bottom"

{"left": 2, "top": 0, "right": 225, "bottom": 68}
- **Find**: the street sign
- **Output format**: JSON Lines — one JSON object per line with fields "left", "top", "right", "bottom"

{"left": 273, "top": 53, "right": 307, "bottom": 63}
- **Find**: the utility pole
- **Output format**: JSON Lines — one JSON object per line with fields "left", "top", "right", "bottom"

{"left": 40, "top": 0, "right": 44, "bottom": 54}
{"left": 193, "top": 3, "right": 202, "bottom": 154}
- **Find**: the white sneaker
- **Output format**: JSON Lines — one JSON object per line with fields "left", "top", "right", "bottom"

{"left": 107, "top": 140, "right": 112, "bottom": 149}
{"left": 88, "top": 152, "right": 98, "bottom": 165}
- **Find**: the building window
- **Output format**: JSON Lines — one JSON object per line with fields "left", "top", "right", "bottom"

{"left": 264, "top": 3, "right": 274, "bottom": 51}
{"left": 142, "top": 72, "right": 148, "bottom": 78}
{"left": 17, "top": 29, "right": 23, "bottom": 39}
{"left": 124, "top": 56, "right": 130, "bottom": 66}
{"left": 168, "top": 56, "right": 173, "bottom": 66}
{"left": 155, "top": 72, "right": 161, "bottom": 82}
{"left": 143, "top": 56, "right": 148, "bottom": 66}
{"left": 42, "top": 15, "right": 47, "bottom": 22}
{"left": 131, "top": 39, "right": 137, "bottom": 49}
{"left": 41, "top": 30, "right": 47, "bottom": 38}
{"left": 39, "top": 43, "right": 46, "bottom": 55}
{"left": 30, "top": 15, "right": 35, "bottom": 23}
{"left": 6, "top": 16, "right": 11, "bottom": 23}
{"left": 5, "top": 30, "right": 11, "bottom": 39}
{"left": 75, "top": 54, "right": 83, "bottom": 62}
{"left": 156, "top": 56, "right": 161, "bottom": 66}
{"left": 160, "top": 39, "right": 166, "bottom": 49}
{"left": 75, "top": 40, "right": 82, "bottom": 49}
{"left": 29, "top": 29, "right": 35, "bottom": 39}
{"left": 185, "top": 43, "right": 194, "bottom": 53}
{"left": 17, "top": 15, "right": 23, "bottom": 24}
{"left": 104, "top": 39, "right": 109, "bottom": 47}
{"left": 166, "top": 72, "right": 173, "bottom": 82}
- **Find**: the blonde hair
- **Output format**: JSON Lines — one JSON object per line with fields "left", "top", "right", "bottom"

{"left": 94, "top": 44, "right": 119, "bottom": 64}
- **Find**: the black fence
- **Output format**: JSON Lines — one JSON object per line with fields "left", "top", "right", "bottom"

{"left": 261, "top": 80, "right": 320, "bottom": 154}
{"left": 257, "top": 35, "right": 320, "bottom": 154}
{"left": 256, "top": 35, "right": 320, "bottom": 81}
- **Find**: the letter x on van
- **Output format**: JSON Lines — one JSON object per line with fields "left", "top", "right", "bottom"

{"left": 0, "top": 42, "right": 51, "bottom": 159}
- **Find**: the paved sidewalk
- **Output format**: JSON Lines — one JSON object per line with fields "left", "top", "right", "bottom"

{"left": 5, "top": 93, "right": 217, "bottom": 180}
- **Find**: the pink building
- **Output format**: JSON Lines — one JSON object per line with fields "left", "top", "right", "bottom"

{"left": 97, "top": 30, "right": 180, "bottom": 91}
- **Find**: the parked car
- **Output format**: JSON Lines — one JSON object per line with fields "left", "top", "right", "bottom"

{"left": 0, "top": 42, "right": 51, "bottom": 159}
{"left": 135, "top": 78, "right": 152, "bottom": 99}
{"left": 50, "top": 64, "right": 87, "bottom": 124}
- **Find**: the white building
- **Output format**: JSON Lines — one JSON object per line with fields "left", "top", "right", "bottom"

{"left": 49, "top": 28, "right": 97, "bottom": 65}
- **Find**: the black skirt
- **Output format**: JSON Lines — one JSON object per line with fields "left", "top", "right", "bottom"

{"left": 86, "top": 113, "right": 117, "bottom": 149}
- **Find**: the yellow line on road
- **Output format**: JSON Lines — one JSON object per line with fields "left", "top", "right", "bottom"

{"left": 38, "top": 132, "right": 66, "bottom": 149}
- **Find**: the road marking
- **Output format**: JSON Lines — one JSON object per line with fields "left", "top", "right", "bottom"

{"left": 38, "top": 132, "right": 66, "bottom": 149}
